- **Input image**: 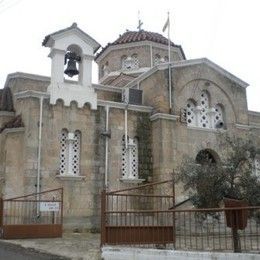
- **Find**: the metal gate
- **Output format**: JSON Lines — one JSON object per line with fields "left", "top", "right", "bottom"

{"left": 0, "top": 188, "right": 63, "bottom": 239}
{"left": 101, "top": 180, "right": 175, "bottom": 246}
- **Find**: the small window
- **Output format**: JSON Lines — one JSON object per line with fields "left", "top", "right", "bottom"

{"left": 198, "top": 90, "right": 210, "bottom": 128}
{"left": 121, "top": 55, "right": 139, "bottom": 70}
{"left": 59, "top": 129, "right": 68, "bottom": 175}
{"left": 214, "top": 104, "right": 224, "bottom": 129}
{"left": 121, "top": 136, "right": 139, "bottom": 180}
{"left": 131, "top": 54, "right": 139, "bottom": 69}
{"left": 185, "top": 90, "right": 225, "bottom": 130}
{"left": 154, "top": 54, "right": 161, "bottom": 66}
{"left": 59, "top": 129, "right": 81, "bottom": 176}
{"left": 186, "top": 100, "right": 196, "bottom": 126}
{"left": 253, "top": 156, "right": 260, "bottom": 177}
{"left": 101, "top": 62, "right": 109, "bottom": 78}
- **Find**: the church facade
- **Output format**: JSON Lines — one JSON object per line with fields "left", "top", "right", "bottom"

{"left": 0, "top": 23, "right": 259, "bottom": 231}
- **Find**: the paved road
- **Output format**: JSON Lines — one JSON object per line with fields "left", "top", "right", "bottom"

{"left": 0, "top": 242, "right": 68, "bottom": 260}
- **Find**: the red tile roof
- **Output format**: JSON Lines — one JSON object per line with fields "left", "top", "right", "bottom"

{"left": 96, "top": 30, "right": 185, "bottom": 60}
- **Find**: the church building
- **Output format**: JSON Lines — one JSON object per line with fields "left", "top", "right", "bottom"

{"left": 0, "top": 23, "right": 259, "bottom": 231}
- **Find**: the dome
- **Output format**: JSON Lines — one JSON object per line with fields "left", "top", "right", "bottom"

{"left": 96, "top": 30, "right": 185, "bottom": 60}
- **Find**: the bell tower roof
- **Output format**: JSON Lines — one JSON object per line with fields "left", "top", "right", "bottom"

{"left": 42, "top": 23, "right": 101, "bottom": 53}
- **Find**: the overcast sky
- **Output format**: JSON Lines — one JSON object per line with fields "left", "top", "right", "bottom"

{"left": 0, "top": 0, "right": 259, "bottom": 111}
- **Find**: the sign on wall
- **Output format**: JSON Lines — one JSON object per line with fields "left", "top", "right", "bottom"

{"left": 40, "top": 202, "right": 60, "bottom": 212}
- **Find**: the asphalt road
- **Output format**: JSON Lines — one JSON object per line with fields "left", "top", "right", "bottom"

{"left": 0, "top": 242, "right": 68, "bottom": 260}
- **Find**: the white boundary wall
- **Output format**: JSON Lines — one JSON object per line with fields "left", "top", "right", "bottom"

{"left": 102, "top": 246, "right": 260, "bottom": 260}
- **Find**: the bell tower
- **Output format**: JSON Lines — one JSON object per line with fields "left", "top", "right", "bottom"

{"left": 42, "top": 23, "right": 100, "bottom": 109}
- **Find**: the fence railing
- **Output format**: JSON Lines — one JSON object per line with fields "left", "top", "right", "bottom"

{"left": 101, "top": 180, "right": 260, "bottom": 253}
{"left": 174, "top": 206, "right": 260, "bottom": 253}
{"left": 0, "top": 188, "right": 63, "bottom": 239}
{"left": 101, "top": 180, "right": 175, "bottom": 247}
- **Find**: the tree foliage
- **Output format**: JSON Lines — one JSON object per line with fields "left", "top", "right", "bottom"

{"left": 176, "top": 135, "right": 260, "bottom": 208}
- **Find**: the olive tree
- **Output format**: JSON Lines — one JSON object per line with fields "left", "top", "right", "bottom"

{"left": 176, "top": 135, "right": 260, "bottom": 208}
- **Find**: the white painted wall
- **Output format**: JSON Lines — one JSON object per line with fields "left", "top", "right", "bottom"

{"left": 102, "top": 247, "right": 260, "bottom": 260}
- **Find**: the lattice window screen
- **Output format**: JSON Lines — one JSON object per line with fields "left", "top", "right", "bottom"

{"left": 121, "top": 136, "right": 128, "bottom": 178}
{"left": 132, "top": 55, "right": 139, "bottom": 69}
{"left": 130, "top": 138, "right": 138, "bottom": 179}
{"left": 213, "top": 105, "right": 223, "bottom": 128}
{"left": 71, "top": 131, "right": 81, "bottom": 175}
{"left": 154, "top": 54, "right": 161, "bottom": 65}
{"left": 121, "top": 136, "right": 139, "bottom": 179}
{"left": 59, "top": 129, "right": 68, "bottom": 175}
{"left": 198, "top": 91, "right": 210, "bottom": 128}
{"left": 254, "top": 157, "right": 260, "bottom": 177}
{"left": 59, "top": 129, "right": 80, "bottom": 176}
{"left": 186, "top": 100, "right": 196, "bottom": 126}
{"left": 121, "top": 56, "right": 127, "bottom": 70}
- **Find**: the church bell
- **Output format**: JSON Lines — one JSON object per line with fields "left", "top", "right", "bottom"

{"left": 64, "top": 52, "right": 81, "bottom": 78}
{"left": 64, "top": 59, "right": 79, "bottom": 77}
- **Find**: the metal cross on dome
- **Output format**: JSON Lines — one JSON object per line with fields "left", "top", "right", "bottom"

{"left": 137, "top": 11, "right": 143, "bottom": 31}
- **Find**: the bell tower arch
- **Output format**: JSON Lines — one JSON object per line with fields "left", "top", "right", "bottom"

{"left": 42, "top": 23, "right": 101, "bottom": 109}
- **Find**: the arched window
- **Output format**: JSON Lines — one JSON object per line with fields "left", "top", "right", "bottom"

{"left": 121, "top": 55, "right": 127, "bottom": 70}
{"left": 59, "top": 129, "right": 81, "bottom": 176}
{"left": 154, "top": 54, "right": 161, "bottom": 65}
{"left": 213, "top": 104, "right": 224, "bottom": 129}
{"left": 131, "top": 54, "right": 139, "bottom": 69}
{"left": 253, "top": 156, "right": 260, "bottom": 177}
{"left": 164, "top": 56, "right": 169, "bottom": 62}
{"left": 198, "top": 90, "right": 210, "bottom": 128}
{"left": 186, "top": 99, "right": 196, "bottom": 126}
{"left": 59, "top": 129, "right": 68, "bottom": 175}
{"left": 71, "top": 130, "right": 81, "bottom": 175}
{"left": 121, "top": 136, "right": 139, "bottom": 180}
{"left": 101, "top": 62, "right": 109, "bottom": 78}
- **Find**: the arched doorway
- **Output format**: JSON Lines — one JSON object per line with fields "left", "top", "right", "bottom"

{"left": 195, "top": 149, "right": 219, "bottom": 164}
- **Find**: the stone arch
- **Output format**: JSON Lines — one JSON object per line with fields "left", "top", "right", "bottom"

{"left": 178, "top": 78, "right": 237, "bottom": 123}
{"left": 195, "top": 149, "right": 220, "bottom": 164}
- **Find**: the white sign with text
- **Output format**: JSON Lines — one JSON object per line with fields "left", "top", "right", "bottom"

{"left": 40, "top": 202, "right": 60, "bottom": 212}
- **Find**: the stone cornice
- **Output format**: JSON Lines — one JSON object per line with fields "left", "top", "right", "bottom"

{"left": 126, "top": 58, "right": 249, "bottom": 89}
{"left": 0, "top": 111, "right": 15, "bottom": 117}
{"left": 170, "top": 58, "right": 248, "bottom": 88}
{"left": 56, "top": 175, "right": 86, "bottom": 181}
{"left": 235, "top": 123, "right": 251, "bottom": 130}
{"left": 99, "top": 67, "right": 150, "bottom": 84}
{"left": 248, "top": 110, "right": 260, "bottom": 117}
{"left": 93, "top": 83, "right": 122, "bottom": 93}
{"left": 1, "top": 127, "right": 25, "bottom": 135}
{"left": 14, "top": 90, "right": 50, "bottom": 99}
{"left": 187, "top": 126, "right": 226, "bottom": 133}
{"left": 248, "top": 123, "right": 260, "bottom": 129}
{"left": 150, "top": 113, "right": 179, "bottom": 122}
{"left": 97, "top": 100, "right": 152, "bottom": 113}
{"left": 4, "top": 72, "right": 50, "bottom": 88}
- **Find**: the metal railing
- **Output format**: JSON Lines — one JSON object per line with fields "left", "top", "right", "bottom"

{"left": 100, "top": 180, "right": 260, "bottom": 253}
{"left": 0, "top": 188, "right": 63, "bottom": 239}
{"left": 101, "top": 180, "right": 175, "bottom": 247}
{"left": 174, "top": 207, "right": 260, "bottom": 253}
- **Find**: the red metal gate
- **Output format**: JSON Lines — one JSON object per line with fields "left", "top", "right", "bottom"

{"left": 0, "top": 188, "right": 63, "bottom": 239}
{"left": 101, "top": 180, "right": 175, "bottom": 246}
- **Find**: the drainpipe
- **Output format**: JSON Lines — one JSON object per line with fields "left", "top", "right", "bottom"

{"left": 37, "top": 96, "right": 43, "bottom": 215}
{"left": 124, "top": 104, "right": 128, "bottom": 149}
{"left": 105, "top": 106, "right": 110, "bottom": 190}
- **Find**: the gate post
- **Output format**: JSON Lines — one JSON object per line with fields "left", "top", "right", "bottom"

{"left": 0, "top": 197, "right": 3, "bottom": 238}
{"left": 100, "top": 190, "right": 106, "bottom": 247}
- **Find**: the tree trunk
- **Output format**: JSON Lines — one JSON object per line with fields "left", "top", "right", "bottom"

{"left": 232, "top": 227, "right": 241, "bottom": 253}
